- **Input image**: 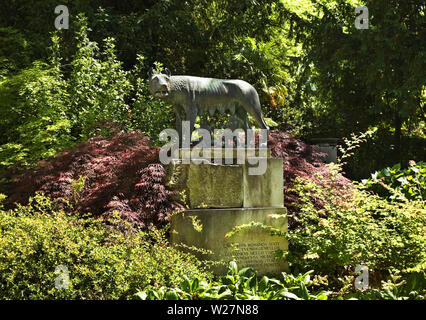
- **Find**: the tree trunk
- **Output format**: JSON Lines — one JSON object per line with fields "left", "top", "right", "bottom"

{"left": 394, "top": 113, "right": 402, "bottom": 165}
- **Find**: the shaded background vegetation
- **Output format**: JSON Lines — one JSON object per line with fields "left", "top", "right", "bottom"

{"left": 0, "top": 0, "right": 424, "bottom": 180}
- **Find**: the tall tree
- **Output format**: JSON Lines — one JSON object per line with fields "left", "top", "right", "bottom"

{"left": 281, "top": 0, "right": 425, "bottom": 166}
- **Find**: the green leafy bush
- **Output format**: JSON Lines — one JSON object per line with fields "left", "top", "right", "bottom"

{"left": 286, "top": 166, "right": 425, "bottom": 294}
{"left": 0, "top": 27, "right": 29, "bottom": 74}
{"left": 361, "top": 161, "right": 425, "bottom": 201}
{"left": 136, "top": 261, "right": 329, "bottom": 300}
{"left": 347, "top": 271, "right": 425, "bottom": 300}
{"left": 0, "top": 61, "right": 72, "bottom": 172}
{"left": 0, "top": 15, "right": 177, "bottom": 173}
{"left": 342, "top": 127, "right": 426, "bottom": 181}
{"left": 0, "top": 194, "right": 209, "bottom": 299}
{"left": 69, "top": 15, "right": 133, "bottom": 138}
{"left": 130, "top": 59, "right": 174, "bottom": 145}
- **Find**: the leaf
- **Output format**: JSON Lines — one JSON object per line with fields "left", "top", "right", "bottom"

{"left": 385, "top": 288, "right": 397, "bottom": 300}
{"left": 135, "top": 291, "right": 147, "bottom": 300}
{"left": 299, "top": 282, "right": 310, "bottom": 300}
{"left": 264, "top": 117, "right": 278, "bottom": 127}
{"left": 268, "top": 278, "right": 283, "bottom": 288}
{"left": 165, "top": 289, "right": 180, "bottom": 300}
{"left": 152, "top": 289, "right": 163, "bottom": 300}
{"left": 191, "top": 277, "right": 199, "bottom": 292}
{"left": 316, "top": 293, "right": 329, "bottom": 300}
{"left": 397, "top": 177, "right": 409, "bottom": 185}
{"left": 198, "top": 280, "right": 210, "bottom": 291}
{"left": 216, "top": 289, "right": 233, "bottom": 300}
{"left": 277, "top": 290, "right": 300, "bottom": 300}
{"left": 259, "top": 276, "right": 269, "bottom": 292}
{"left": 246, "top": 276, "right": 257, "bottom": 291}
{"left": 229, "top": 261, "right": 238, "bottom": 275}
{"left": 302, "top": 270, "right": 314, "bottom": 284}
{"left": 182, "top": 276, "right": 191, "bottom": 292}
{"left": 238, "top": 267, "right": 256, "bottom": 278}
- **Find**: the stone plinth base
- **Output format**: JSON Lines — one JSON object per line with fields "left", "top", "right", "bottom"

{"left": 170, "top": 207, "right": 288, "bottom": 275}
{"left": 165, "top": 158, "right": 284, "bottom": 209}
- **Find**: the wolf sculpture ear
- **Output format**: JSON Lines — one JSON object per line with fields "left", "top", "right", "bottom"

{"left": 147, "top": 67, "right": 154, "bottom": 77}
{"left": 164, "top": 68, "right": 171, "bottom": 77}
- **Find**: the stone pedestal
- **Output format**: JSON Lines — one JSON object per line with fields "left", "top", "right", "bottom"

{"left": 167, "top": 148, "right": 288, "bottom": 275}
{"left": 171, "top": 207, "right": 287, "bottom": 274}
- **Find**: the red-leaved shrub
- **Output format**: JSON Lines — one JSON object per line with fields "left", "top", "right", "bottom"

{"left": 4, "top": 130, "right": 182, "bottom": 227}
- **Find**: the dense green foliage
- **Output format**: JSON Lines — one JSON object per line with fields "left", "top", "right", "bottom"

{"left": 0, "top": 61, "right": 72, "bottom": 169}
{"left": 136, "top": 261, "right": 329, "bottom": 300}
{"left": 0, "top": 16, "right": 172, "bottom": 173}
{"left": 362, "top": 161, "right": 425, "bottom": 201}
{"left": 285, "top": 165, "right": 425, "bottom": 297}
{"left": 281, "top": 1, "right": 425, "bottom": 164}
{"left": 0, "top": 194, "right": 209, "bottom": 299}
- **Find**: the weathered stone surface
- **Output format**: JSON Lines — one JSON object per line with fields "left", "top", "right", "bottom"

{"left": 164, "top": 160, "right": 190, "bottom": 203}
{"left": 165, "top": 154, "right": 284, "bottom": 209}
{"left": 170, "top": 207, "right": 288, "bottom": 275}
{"left": 243, "top": 158, "right": 284, "bottom": 208}
{"left": 188, "top": 163, "right": 243, "bottom": 208}
{"left": 165, "top": 160, "right": 189, "bottom": 190}
{"left": 167, "top": 148, "right": 288, "bottom": 274}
